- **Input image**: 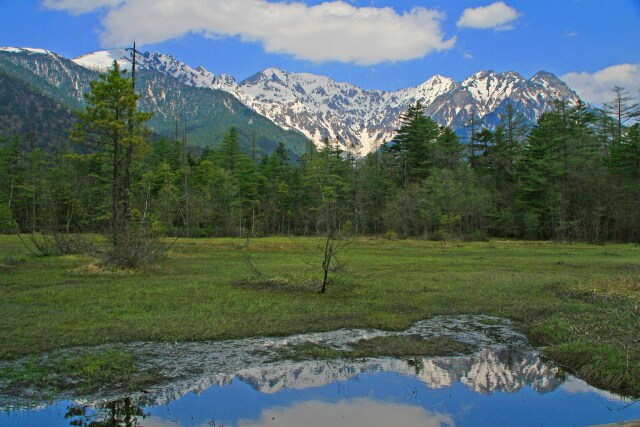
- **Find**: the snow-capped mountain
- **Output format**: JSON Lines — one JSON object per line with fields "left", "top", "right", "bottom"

{"left": 72, "top": 48, "right": 581, "bottom": 154}
{"left": 423, "top": 70, "right": 578, "bottom": 133}
{"left": 1, "top": 47, "right": 581, "bottom": 155}
{"left": 74, "top": 48, "right": 228, "bottom": 90}
{"left": 234, "top": 349, "right": 562, "bottom": 395}
{"left": 228, "top": 66, "right": 578, "bottom": 154}
{"left": 227, "top": 68, "right": 461, "bottom": 154}
{"left": 0, "top": 47, "right": 310, "bottom": 154}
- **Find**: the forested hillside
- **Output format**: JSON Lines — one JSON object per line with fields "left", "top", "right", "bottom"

{"left": 0, "top": 48, "right": 311, "bottom": 157}
{"left": 1, "top": 76, "right": 638, "bottom": 242}
{"left": 0, "top": 70, "right": 77, "bottom": 151}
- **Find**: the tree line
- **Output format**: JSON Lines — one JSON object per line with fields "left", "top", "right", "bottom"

{"left": 1, "top": 63, "right": 639, "bottom": 243}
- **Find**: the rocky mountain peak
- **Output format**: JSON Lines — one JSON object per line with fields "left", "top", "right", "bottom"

{"left": 66, "top": 47, "right": 582, "bottom": 154}
{"left": 0, "top": 47, "right": 57, "bottom": 56}
{"left": 73, "top": 48, "right": 132, "bottom": 71}
{"left": 530, "top": 70, "right": 567, "bottom": 88}
{"left": 217, "top": 73, "right": 237, "bottom": 86}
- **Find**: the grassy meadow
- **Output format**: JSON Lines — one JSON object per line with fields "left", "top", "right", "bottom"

{"left": 0, "top": 235, "right": 639, "bottom": 396}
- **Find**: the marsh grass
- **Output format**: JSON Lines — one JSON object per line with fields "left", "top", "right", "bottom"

{"left": 527, "top": 274, "right": 640, "bottom": 396}
{"left": 1, "top": 236, "right": 639, "bottom": 396}
{"left": 543, "top": 343, "right": 638, "bottom": 396}
{"left": 279, "top": 336, "right": 474, "bottom": 361}
{"left": 278, "top": 342, "right": 345, "bottom": 361}
{"left": 0, "top": 349, "right": 156, "bottom": 396}
{"left": 350, "top": 336, "right": 475, "bottom": 358}
{"left": 0, "top": 252, "right": 26, "bottom": 270}
{"left": 233, "top": 277, "right": 328, "bottom": 292}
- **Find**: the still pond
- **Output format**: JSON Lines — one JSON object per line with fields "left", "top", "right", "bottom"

{"left": 2, "top": 316, "right": 638, "bottom": 427}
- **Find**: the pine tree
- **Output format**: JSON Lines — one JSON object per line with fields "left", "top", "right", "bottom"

{"left": 610, "top": 123, "right": 640, "bottom": 241}
{"left": 604, "top": 86, "right": 640, "bottom": 145}
{"left": 71, "top": 61, "right": 152, "bottom": 247}
{"left": 388, "top": 101, "right": 440, "bottom": 181}
{"left": 433, "top": 126, "right": 463, "bottom": 170}
{"left": 215, "top": 128, "right": 259, "bottom": 236}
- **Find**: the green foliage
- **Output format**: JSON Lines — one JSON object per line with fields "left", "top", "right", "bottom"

{"left": 0, "top": 203, "right": 18, "bottom": 233}
{"left": 2, "top": 86, "right": 640, "bottom": 242}
{"left": 514, "top": 100, "right": 607, "bottom": 241}
{"left": 350, "top": 336, "right": 474, "bottom": 358}
{"left": 3, "top": 49, "right": 639, "bottom": 242}
{"left": 0, "top": 349, "right": 145, "bottom": 395}
{"left": 385, "top": 101, "right": 449, "bottom": 181}
{"left": 280, "top": 336, "right": 474, "bottom": 361}
{"left": 71, "top": 61, "right": 156, "bottom": 265}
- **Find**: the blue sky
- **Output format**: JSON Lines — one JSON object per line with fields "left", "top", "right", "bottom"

{"left": 1, "top": 0, "right": 639, "bottom": 104}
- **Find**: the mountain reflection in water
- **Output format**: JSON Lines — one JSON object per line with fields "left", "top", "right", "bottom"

{"left": 5, "top": 349, "right": 639, "bottom": 427}
{"left": 235, "top": 349, "right": 562, "bottom": 395}
{"left": 2, "top": 316, "right": 639, "bottom": 426}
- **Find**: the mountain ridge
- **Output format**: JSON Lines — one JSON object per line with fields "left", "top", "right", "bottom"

{"left": 3, "top": 46, "right": 582, "bottom": 155}
{"left": 0, "top": 47, "right": 311, "bottom": 156}
{"left": 72, "top": 48, "right": 580, "bottom": 154}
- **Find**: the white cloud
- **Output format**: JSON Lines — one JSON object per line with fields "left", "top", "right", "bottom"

{"left": 457, "top": 1, "right": 520, "bottom": 31}
{"left": 562, "top": 63, "right": 640, "bottom": 106}
{"left": 42, "top": 0, "right": 125, "bottom": 14}
{"left": 42, "top": 0, "right": 456, "bottom": 65}
{"left": 237, "top": 398, "right": 454, "bottom": 427}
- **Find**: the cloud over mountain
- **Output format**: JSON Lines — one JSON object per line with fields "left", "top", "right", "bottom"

{"left": 457, "top": 1, "right": 520, "bottom": 31}
{"left": 562, "top": 63, "right": 640, "bottom": 107}
{"left": 42, "top": 0, "right": 124, "bottom": 14}
{"left": 43, "top": 0, "right": 456, "bottom": 65}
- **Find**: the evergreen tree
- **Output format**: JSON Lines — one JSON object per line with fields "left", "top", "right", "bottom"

{"left": 0, "top": 135, "right": 22, "bottom": 232}
{"left": 433, "top": 127, "right": 463, "bottom": 170}
{"left": 71, "top": 61, "right": 152, "bottom": 247}
{"left": 515, "top": 100, "right": 604, "bottom": 240}
{"left": 215, "top": 127, "right": 259, "bottom": 236}
{"left": 388, "top": 101, "right": 440, "bottom": 181}
{"left": 610, "top": 123, "right": 640, "bottom": 241}
{"left": 604, "top": 86, "right": 640, "bottom": 145}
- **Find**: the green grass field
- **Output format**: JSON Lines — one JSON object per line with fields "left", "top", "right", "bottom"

{"left": 1, "top": 235, "right": 639, "bottom": 396}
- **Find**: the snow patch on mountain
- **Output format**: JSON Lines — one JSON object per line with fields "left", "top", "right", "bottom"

{"left": 0, "top": 47, "right": 55, "bottom": 56}
{"left": 72, "top": 49, "right": 581, "bottom": 154}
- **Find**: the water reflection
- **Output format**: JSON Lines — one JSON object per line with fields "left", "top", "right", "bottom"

{"left": 233, "top": 349, "right": 562, "bottom": 396}
{"left": 4, "top": 349, "right": 638, "bottom": 427}
{"left": 64, "top": 397, "right": 146, "bottom": 427}
{"left": 236, "top": 399, "right": 454, "bottom": 427}
{"left": 1, "top": 316, "right": 639, "bottom": 426}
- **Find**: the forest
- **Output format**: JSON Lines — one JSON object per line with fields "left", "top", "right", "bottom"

{"left": 0, "top": 63, "right": 639, "bottom": 245}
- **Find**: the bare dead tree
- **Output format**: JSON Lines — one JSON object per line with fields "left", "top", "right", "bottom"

{"left": 239, "top": 236, "right": 264, "bottom": 280}
{"left": 182, "top": 120, "right": 189, "bottom": 237}
{"left": 319, "top": 226, "right": 351, "bottom": 293}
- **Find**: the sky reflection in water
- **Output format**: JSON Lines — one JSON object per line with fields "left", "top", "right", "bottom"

{"left": 3, "top": 349, "right": 639, "bottom": 427}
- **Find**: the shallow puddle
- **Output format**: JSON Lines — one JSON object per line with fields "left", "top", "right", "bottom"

{"left": 1, "top": 316, "right": 639, "bottom": 426}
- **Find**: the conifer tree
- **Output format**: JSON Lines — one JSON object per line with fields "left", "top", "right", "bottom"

{"left": 388, "top": 101, "right": 440, "bottom": 181}
{"left": 71, "top": 61, "right": 152, "bottom": 247}
{"left": 604, "top": 86, "right": 640, "bottom": 145}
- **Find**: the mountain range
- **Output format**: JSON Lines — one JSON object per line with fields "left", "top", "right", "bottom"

{"left": 0, "top": 47, "right": 310, "bottom": 156}
{"left": 1, "top": 47, "right": 581, "bottom": 155}
{"left": 234, "top": 349, "right": 562, "bottom": 395}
